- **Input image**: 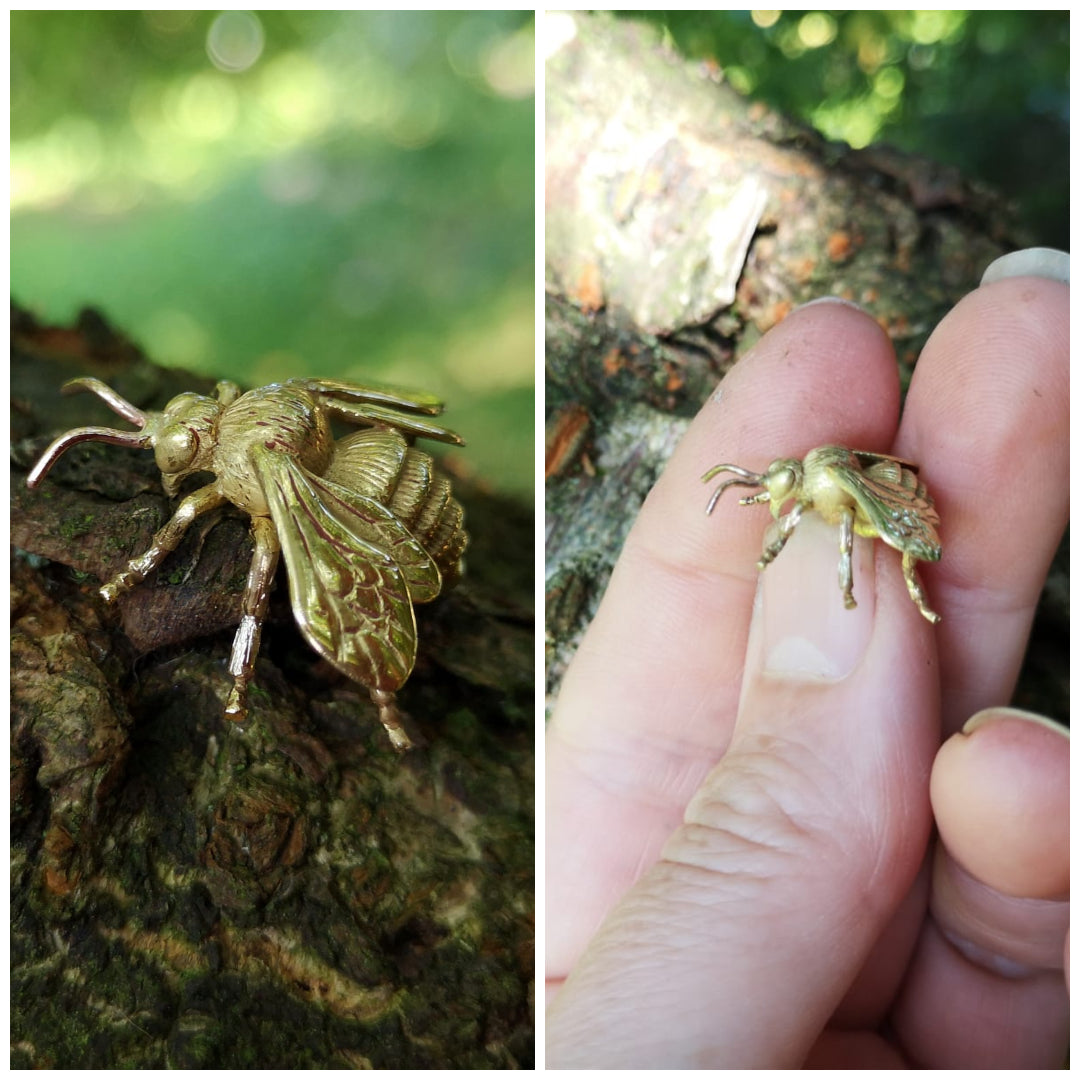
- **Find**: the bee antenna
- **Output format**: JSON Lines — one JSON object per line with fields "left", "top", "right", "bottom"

{"left": 26, "top": 426, "right": 153, "bottom": 489}
{"left": 704, "top": 476, "right": 765, "bottom": 515}
{"left": 701, "top": 463, "right": 764, "bottom": 516}
{"left": 62, "top": 378, "right": 148, "bottom": 428}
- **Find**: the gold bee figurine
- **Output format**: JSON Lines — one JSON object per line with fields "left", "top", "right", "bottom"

{"left": 703, "top": 444, "right": 941, "bottom": 623}
{"left": 26, "top": 377, "right": 469, "bottom": 749}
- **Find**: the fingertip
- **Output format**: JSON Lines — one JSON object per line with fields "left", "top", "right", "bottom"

{"left": 695, "top": 297, "right": 899, "bottom": 448}
{"left": 931, "top": 708, "right": 1069, "bottom": 898}
{"left": 644, "top": 297, "right": 902, "bottom": 575}
{"left": 901, "top": 273, "right": 1068, "bottom": 471}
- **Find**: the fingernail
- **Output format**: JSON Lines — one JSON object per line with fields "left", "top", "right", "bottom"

{"left": 938, "top": 925, "right": 1039, "bottom": 979}
{"left": 981, "top": 247, "right": 1069, "bottom": 287}
{"left": 962, "top": 707, "right": 1070, "bottom": 738}
{"left": 796, "top": 295, "right": 867, "bottom": 314}
{"left": 748, "top": 513, "right": 875, "bottom": 681}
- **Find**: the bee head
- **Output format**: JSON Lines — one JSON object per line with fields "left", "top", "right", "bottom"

{"left": 703, "top": 455, "right": 802, "bottom": 517}
{"left": 148, "top": 392, "right": 224, "bottom": 493}
{"left": 26, "top": 378, "right": 235, "bottom": 499}
{"left": 762, "top": 458, "right": 803, "bottom": 512}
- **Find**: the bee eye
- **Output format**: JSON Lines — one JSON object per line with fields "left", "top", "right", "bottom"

{"left": 154, "top": 427, "right": 197, "bottom": 473}
{"left": 767, "top": 466, "right": 796, "bottom": 500}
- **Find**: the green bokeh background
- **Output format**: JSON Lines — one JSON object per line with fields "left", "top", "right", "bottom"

{"left": 12, "top": 10, "right": 536, "bottom": 496}
{"left": 620, "top": 9, "right": 1068, "bottom": 249}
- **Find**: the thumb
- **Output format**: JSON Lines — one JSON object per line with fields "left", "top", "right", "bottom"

{"left": 546, "top": 513, "right": 939, "bottom": 1068}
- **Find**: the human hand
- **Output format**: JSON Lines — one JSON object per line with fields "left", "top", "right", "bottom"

{"left": 546, "top": 250, "right": 1069, "bottom": 1068}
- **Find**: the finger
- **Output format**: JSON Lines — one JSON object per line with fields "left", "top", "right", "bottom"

{"left": 818, "top": 256, "right": 1071, "bottom": 1029}
{"left": 547, "top": 485, "right": 941, "bottom": 1066}
{"left": 547, "top": 300, "right": 902, "bottom": 981}
{"left": 889, "top": 921, "right": 1067, "bottom": 1068}
{"left": 893, "top": 266, "right": 1069, "bottom": 734}
{"left": 932, "top": 709, "right": 1068, "bottom": 899}
{"left": 890, "top": 708, "right": 1069, "bottom": 1068}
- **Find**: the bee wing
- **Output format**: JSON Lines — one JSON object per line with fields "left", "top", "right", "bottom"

{"left": 296, "top": 377, "right": 445, "bottom": 415}
{"left": 828, "top": 459, "right": 942, "bottom": 561}
{"left": 292, "top": 378, "right": 464, "bottom": 446}
{"left": 852, "top": 449, "right": 919, "bottom": 472}
{"left": 321, "top": 398, "right": 465, "bottom": 447}
{"left": 251, "top": 447, "right": 441, "bottom": 692}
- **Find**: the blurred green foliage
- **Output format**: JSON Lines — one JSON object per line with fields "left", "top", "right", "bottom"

{"left": 620, "top": 10, "right": 1068, "bottom": 248}
{"left": 12, "top": 11, "right": 535, "bottom": 496}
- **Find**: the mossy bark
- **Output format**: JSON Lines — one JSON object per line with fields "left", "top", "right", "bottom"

{"left": 545, "top": 13, "right": 1066, "bottom": 723}
{"left": 11, "top": 304, "right": 534, "bottom": 1068}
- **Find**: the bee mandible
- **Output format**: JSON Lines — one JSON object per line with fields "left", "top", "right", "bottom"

{"left": 26, "top": 377, "right": 469, "bottom": 749}
{"left": 703, "top": 444, "right": 941, "bottom": 623}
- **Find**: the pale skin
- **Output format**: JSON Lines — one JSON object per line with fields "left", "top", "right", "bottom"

{"left": 546, "top": 274, "right": 1069, "bottom": 1067}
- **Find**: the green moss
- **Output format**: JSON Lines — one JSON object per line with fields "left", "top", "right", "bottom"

{"left": 59, "top": 512, "right": 97, "bottom": 541}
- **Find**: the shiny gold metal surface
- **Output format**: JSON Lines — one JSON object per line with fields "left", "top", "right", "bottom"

{"left": 27, "top": 376, "right": 468, "bottom": 747}
{"left": 703, "top": 444, "right": 942, "bottom": 623}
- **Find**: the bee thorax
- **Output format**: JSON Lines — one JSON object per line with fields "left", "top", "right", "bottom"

{"left": 213, "top": 386, "right": 333, "bottom": 513}
{"left": 805, "top": 479, "right": 857, "bottom": 522}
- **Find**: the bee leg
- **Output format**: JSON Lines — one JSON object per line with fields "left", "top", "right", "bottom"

{"left": 902, "top": 552, "right": 941, "bottom": 624}
{"left": 838, "top": 507, "right": 856, "bottom": 609}
{"left": 757, "top": 503, "right": 802, "bottom": 570}
{"left": 224, "top": 516, "right": 281, "bottom": 722}
{"left": 100, "top": 484, "right": 228, "bottom": 603}
{"left": 369, "top": 690, "right": 415, "bottom": 752}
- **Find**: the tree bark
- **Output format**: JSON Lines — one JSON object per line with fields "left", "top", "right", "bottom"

{"left": 545, "top": 13, "right": 1065, "bottom": 722}
{"left": 11, "top": 304, "right": 534, "bottom": 1068}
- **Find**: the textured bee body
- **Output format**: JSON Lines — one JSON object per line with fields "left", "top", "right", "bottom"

{"left": 703, "top": 444, "right": 942, "bottom": 623}
{"left": 324, "top": 431, "right": 467, "bottom": 589}
{"left": 26, "top": 376, "right": 468, "bottom": 749}
{"left": 213, "top": 383, "right": 333, "bottom": 514}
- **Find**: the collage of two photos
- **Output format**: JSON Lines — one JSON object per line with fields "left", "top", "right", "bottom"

{"left": 11, "top": 10, "right": 1068, "bottom": 1070}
